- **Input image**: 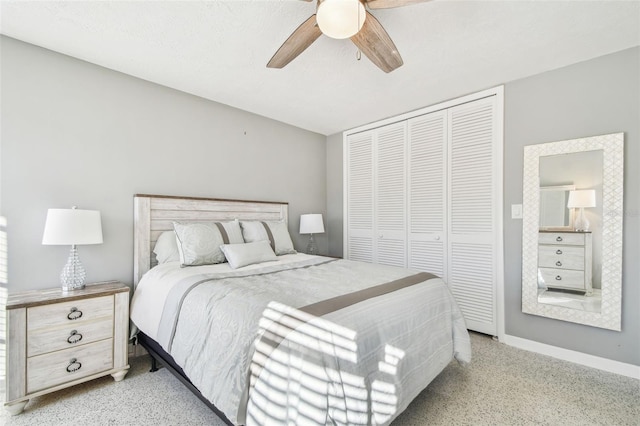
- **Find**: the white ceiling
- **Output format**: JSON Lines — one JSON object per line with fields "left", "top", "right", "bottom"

{"left": 1, "top": 1, "right": 639, "bottom": 135}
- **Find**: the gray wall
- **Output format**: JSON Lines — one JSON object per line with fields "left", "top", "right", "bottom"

{"left": 504, "top": 47, "right": 639, "bottom": 366}
{"left": 326, "top": 47, "right": 639, "bottom": 365}
{"left": 0, "top": 36, "right": 327, "bottom": 292}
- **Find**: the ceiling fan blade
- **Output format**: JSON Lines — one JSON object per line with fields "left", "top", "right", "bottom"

{"left": 267, "top": 15, "right": 323, "bottom": 69}
{"left": 365, "top": 0, "right": 431, "bottom": 9}
{"left": 350, "top": 11, "right": 403, "bottom": 73}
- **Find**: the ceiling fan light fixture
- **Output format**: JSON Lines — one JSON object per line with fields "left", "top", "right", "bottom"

{"left": 316, "top": 0, "right": 366, "bottom": 39}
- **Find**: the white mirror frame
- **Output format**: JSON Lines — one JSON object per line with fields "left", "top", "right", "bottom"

{"left": 522, "top": 133, "right": 624, "bottom": 330}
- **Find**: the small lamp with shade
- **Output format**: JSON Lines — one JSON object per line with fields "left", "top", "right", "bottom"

{"left": 567, "top": 189, "right": 596, "bottom": 232}
{"left": 42, "top": 207, "right": 103, "bottom": 292}
{"left": 299, "top": 213, "right": 325, "bottom": 255}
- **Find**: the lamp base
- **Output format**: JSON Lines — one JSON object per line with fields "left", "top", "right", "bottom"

{"left": 574, "top": 207, "right": 590, "bottom": 232}
{"left": 61, "top": 245, "right": 86, "bottom": 292}
{"left": 306, "top": 234, "right": 318, "bottom": 255}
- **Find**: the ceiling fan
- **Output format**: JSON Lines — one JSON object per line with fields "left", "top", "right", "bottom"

{"left": 267, "top": 0, "right": 431, "bottom": 73}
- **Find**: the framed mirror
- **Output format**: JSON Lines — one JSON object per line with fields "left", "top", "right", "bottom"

{"left": 521, "top": 133, "right": 624, "bottom": 330}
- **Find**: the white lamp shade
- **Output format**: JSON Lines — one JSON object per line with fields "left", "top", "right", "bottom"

{"left": 300, "top": 214, "right": 325, "bottom": 234}
{"left": 42, "top": 208, "right": 103, "bottom": 245}
{"left": 567, "top": 190, "right": 596, "bottom": 209}
{"left": 316, "top": 0, "right": 366, "bottom": 39}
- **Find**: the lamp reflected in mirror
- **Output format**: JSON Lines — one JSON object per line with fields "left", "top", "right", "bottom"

{"left": 567, "top": 189, "right": 596, "bottom": 231}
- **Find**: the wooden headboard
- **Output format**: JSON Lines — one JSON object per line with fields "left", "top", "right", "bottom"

{"left": 133, "top": 194, "right": 289, "bottom": 286}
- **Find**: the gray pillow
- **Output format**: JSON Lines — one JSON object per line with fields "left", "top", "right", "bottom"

{"left": 173, "top": 220, "right": 244, "bottom": 267}
{"left": 240, "top": 220, "right": 296, "bottom": 255}
{"left": 220, "top": 241, "right": 278, "bottom": 269}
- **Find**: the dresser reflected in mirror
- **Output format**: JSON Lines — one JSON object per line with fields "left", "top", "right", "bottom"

{"left": 522, "top": 133, "right": 624, "bottom": 331}
{"left": 537, "top": 229, "right": 599, "bottom": 312}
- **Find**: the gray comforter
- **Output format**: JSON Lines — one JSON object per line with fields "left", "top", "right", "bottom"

{"left": 155, "top": 256, "right": 471, "bottom": 425}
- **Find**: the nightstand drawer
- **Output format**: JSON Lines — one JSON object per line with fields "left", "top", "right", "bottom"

{"left": 27, "top": 317, "right": 114, "bottom": 357}
{"left": 27, "top": 339, "right": 113, "bottom": 393}
{"left": 27, "top": 295, "right": 114, "bottom": 332}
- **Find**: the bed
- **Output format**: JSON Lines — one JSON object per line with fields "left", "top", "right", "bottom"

{"left": 130, "top": 194, "right": 471, "bottom": 425}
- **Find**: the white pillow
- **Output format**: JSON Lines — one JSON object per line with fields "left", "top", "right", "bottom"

{"left": 220, "top": 241, "right": 278, "bottom": 269}
{"left": 173, "top": 220, "right": 244, "bottom": 267}
{"left": 240, "top": 221, "right": 296, "bottom": 255}
{"left": 153, "top": 231, "right": 180, "bottom": 264}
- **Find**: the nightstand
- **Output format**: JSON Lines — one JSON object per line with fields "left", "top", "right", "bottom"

{"left": 4, "top": 281, "right": 130, "bottom": 415}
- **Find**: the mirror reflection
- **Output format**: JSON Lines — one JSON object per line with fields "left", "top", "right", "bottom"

{"left": 539, "top": 185, "right": 574, "bottom": 229}
{"left": 537, "top": 150, "right": 603, "bottom": 313}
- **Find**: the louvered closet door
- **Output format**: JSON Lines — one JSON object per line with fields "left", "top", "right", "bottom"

{"left": 346, "top": 131, "right": 375, "bottom": 262}
{"left": 407, "top": 112, "right": 447, "bottom": 278}
{"left": 375, "top": 122, "right": 407, "bottom": 267}
{"left": 448, "top": 97, "right": 498, "bottom": 335}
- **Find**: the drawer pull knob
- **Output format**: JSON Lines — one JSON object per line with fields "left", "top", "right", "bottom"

{"left": 555, "top": 275, "right": 562, "bottom": 281}
{"left": 66, "top": 358, "right": 82, "bottom": 373}
{"left": 556, "top": 236, "right": 563, "bottom": 242}
{"left": 556, "top": 249, "right": 563, "bottom": 255}
{"left": 556, "top": 261, "right": 562, "bottom": 267}
{"left": 67, "top": 330, "right": 83, "bottom": 344}
{"left": 67, "top": 307, "right": 83, "bottom": 320}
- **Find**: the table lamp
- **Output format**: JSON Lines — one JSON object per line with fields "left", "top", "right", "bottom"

{"left": 567, "top": 190, "right": 596, "bottom": 232}
{"left": 42, "top": 207, "right": 103, "bottom": 291}
{"left": 299, "top": 213, "right": 324, "bottom": 255}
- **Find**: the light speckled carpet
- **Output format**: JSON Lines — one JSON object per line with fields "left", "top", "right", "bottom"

{"left": 2, "top": 332, "right": 638, "bottom": 425}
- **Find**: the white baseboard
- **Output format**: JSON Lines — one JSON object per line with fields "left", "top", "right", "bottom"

{"left": 502, "top": 334, "right": 640, "bottom": 379}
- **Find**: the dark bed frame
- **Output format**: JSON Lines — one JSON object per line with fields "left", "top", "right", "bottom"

{"left": 137, "top": 332, "right": 234, "bottom": 425}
